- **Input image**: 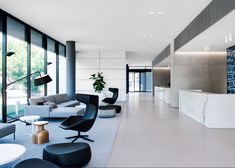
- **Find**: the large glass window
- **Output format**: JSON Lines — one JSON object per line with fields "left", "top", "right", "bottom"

{"left": 31, "top": 30, "right": 44, "bottom": 97}
{"left": 0, "top": 11, "right": 65, "bottom": 123}
{"left": 59, "top": 45, "right": 66, "bottom": 93}
{"left": 47, "top": 38, "right": 56, "bottom": 95}
{"left": 7, "top": 17, "right": 27, "bottom": 119}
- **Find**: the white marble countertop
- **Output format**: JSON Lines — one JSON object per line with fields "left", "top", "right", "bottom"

{"left": 179, "top": 90, "right": 235, "bottom": 128}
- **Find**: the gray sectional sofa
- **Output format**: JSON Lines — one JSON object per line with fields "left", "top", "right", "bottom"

{"left": 24, "top": 94, "right": 85, "bottom": 118}
{"left": 0, "top": 123, "right": 15, "bottom": 139}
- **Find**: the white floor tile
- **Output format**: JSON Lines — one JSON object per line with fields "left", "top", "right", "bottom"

{"left": 108, "top": 93, "right": 235, "bottom": 167}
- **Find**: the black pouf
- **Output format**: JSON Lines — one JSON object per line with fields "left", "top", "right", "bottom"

{"left": 13, "top": 158, "right": 60, "bottom": 168}
{"left": 99, "top": 105, "right": 115, "bottom": 111}
{"left": 43, "top": 143, "right": 91, "bottom": 168}
{"left": 108, "top": 105, "right": 122, "bottom": 113}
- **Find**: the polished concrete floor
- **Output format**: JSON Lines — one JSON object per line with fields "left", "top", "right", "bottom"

{"left": 108, "top": 93, "right": 235, "bottom": 167}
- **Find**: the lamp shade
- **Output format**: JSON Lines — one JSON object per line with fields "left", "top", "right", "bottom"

{"left": 34, "top": 74, "right": 52, "bottom": 86}
{"left": 5, "top": 52, "right": 15, "bottom": 57}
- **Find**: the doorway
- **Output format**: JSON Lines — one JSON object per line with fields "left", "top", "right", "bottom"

{"left": 129, "top": 70, "right": 151, "bottom": 92}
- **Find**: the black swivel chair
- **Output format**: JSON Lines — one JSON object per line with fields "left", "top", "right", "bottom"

{"left": 13, "top": 158, "right": 60, "bottom": 168}
{"left": 102, "top": 88, "right": 119, "bottom": 104}
{"left": 59, "top": 94, "right": 99, "bottom": 143}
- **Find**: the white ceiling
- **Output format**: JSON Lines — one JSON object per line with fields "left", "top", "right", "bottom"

{"left": 178, "top": 9, "right": 235, "bottom": 52}
{"left": 0, "top": 0, "right": 211, "bottom": 63}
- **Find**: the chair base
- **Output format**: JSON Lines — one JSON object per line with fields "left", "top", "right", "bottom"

{"left": 66, "top": 133, "right": 94, "bottom": 143}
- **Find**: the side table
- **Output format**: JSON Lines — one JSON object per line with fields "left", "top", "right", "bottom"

{"left": 32, "top": 121, "right": 49, "bottom": 144}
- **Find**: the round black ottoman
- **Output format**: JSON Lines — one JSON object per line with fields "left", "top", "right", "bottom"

{"left": 13, "top": 158, "right": 60, "bottom": 168}
{"left": 108, "top": 105, "right": 122, "bottom": 113}
{"left": 43, "top": 143, "right": 91, "bottom": 168}
{"left": 98, "top": 105, "right": 116, "bottom": 118}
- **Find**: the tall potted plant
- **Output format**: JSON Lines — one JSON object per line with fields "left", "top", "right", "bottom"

{"left": 89, "top": 72, "right": 106, "bottom": 93}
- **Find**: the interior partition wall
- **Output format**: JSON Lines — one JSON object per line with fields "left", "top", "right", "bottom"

{"left": 0, "top": 9, "right": 66, "bottom": 123}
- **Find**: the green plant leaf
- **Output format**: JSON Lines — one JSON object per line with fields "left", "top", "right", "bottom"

{"left": 89, "top": 72, "right": 105, "bottom": 92}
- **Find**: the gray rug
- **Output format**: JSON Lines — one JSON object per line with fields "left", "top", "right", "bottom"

{"left": 0, "top": 109, "right": 123, "bottom": 168}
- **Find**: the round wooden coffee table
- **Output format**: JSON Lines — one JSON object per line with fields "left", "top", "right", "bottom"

{"left": 32, "top": 121, "right": 49, "bottom": 144}
{"left": 0, "top": 144, "right": 26, "bottom": 165}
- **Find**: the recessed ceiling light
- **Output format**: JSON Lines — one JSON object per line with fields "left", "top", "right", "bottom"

{"left": 143, "top": 34, "right": 147, "bottom": 37}
{"left": 149, "top": 34, "right": 153, "bottom": 37}
{"left": 148, "top": 11, "right": 156, "bottom": 15}
{"left": 157, "top": 11, "right": 164, "bottom": 15}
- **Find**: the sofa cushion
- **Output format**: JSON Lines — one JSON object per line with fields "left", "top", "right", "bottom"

{"left": 53, "top": 94, "right": 64, "bottom": 104}
{"left": 29, "top": 97, "right": 44, "bottom": 105}
{"left": 50, "top": 107, "right": 85, "bottom": 118}
{"left": 42, "top": 96, "right": 55, "bottom": 102}
{"left": 44, "top": 101, "right": 57, "bottom": 109}
{"left": 0, "top": 123, "right": 15, "bottom": 138}
{"left": 57, "top": 100, "right": 80, "bottom": 107}
{"left": 60, "top": 94, "right": 70, "bottom": 102}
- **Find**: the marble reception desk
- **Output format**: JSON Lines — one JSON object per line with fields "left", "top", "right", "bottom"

{"left": 179, "top": 90, "right": 235, "bottom": 128}
{"left": 154, "top": 86, "right": 170, "bottom": 104}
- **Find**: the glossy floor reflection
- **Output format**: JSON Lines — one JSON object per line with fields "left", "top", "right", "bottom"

{"left": 108, "top": 93, "right": 235, "bottom": 167}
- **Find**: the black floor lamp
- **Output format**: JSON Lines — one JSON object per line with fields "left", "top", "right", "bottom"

{"left": 2, "top": 52, "right": 52, "bottom": 123}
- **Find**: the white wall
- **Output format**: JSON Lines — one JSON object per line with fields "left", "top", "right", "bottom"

{"left": 170, "top": 52, "right": 227, "bottom": 107}
{"left": 76, "top": 50, "right": 127, "bottom": 101}
{"left": 126, "top": 52, "right": 153, "bottom": 66}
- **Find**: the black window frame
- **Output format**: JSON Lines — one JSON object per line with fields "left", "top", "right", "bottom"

{"left": 0, "top": 9, "right": 66, "bottom": 123}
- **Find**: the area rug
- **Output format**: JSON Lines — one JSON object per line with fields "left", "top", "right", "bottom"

{"left": 0, "top": 105, "right": 124, "bottom": 168}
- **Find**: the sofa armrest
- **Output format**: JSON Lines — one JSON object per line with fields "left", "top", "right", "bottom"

{"left": 24, "top": 105, "right": 51, "bottom": 117}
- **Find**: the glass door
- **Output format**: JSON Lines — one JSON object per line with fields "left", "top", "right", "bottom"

{"left": 140, "top": 72, "right": 146, "bottom": 92}
{"left": 134, "top": 72, "right": 140, "bottom": 92}
{"left": 129, "top": 70, "right": 152, "bottom": 92}
{"left": 129, "top": 72, "right": 135, "bottom": 92}
{"left": 146, "top": 72, "right": 151, "bottom": 92}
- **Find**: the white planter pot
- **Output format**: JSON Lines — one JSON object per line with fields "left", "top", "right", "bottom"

{"left": 95, "top": 91, "right": 106, "bottom": 105}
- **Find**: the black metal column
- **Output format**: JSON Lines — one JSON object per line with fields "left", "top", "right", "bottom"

{"left": 1, "top": 13, "right": 7, "bottom": 123}
{"left": 126, "top": 64, "right": 129, "bottom": 93}
{"left": 26, "top": 26, "right": 31, "bottom": 104}
{"left": 43, "top": 36, "right": 47, "bottom": 96}
{"left": 55, "top": 42, "right": 59, "bottom": 94}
